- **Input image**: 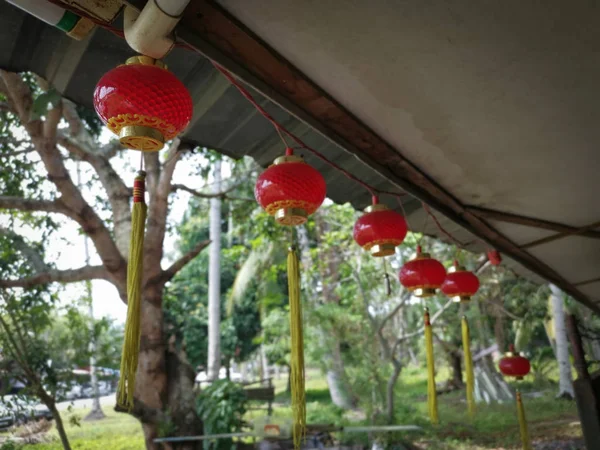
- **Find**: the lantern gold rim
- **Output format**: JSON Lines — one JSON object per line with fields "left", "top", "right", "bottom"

{"left": 451, "top": 295, "right": 471, "bottom": 303}
{"left": 415, "top": 252, "right": 431, "bottom": 260}
{"left": 369, "top": 243, "right": 396, "bottom": 257}
{"left": 275, "top": 207, "right": 307, "bottom": 226}
{"left": 119, "top": 126, "right": 164, "bottom": 152}
{"left": 364, "top": 204, "right": 389, "bottom": 213}
{"left": 414, "top": 287, "right": 437, "bottom": 297}
{"left": 125, "top": 55, "right": 168, "bottom": 70}
{"left": 273, "top": 155, "right": 304, "bottom": 165}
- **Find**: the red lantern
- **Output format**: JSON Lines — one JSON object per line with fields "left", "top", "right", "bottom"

{"left": 353, "top": 197, "right": 407, "bottom": 257}
{"left": 93, "top": 55, "right": 193, "bottom": 151}
{"left": 499, "top": 344, "right": 531, "bottom": 380}
{"left": 441, "top": 262, "right": 480, "bottom": 303}
{"left": 255, "top": 149, "right": 326, "bottom": 226}
{"left": 399, "top": 246, "right": 446, "bottom": 297}
{"left": 487, "top": 249, "right": 502, "bottom": 266}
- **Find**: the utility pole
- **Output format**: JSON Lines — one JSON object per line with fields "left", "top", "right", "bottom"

{"left": 77, "top": 163, "right": 104, "bottom": 420}
{"left": 207, "top": 159, "right": 222, "bottom": 381}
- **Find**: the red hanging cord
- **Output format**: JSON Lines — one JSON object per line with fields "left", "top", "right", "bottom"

{"left": 48, "top": 12, "right": 467, "bottom": 250}
{"left": 212, "top": 64, "right": 379, "bottom": 197}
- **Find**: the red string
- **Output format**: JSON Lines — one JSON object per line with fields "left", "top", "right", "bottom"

{"left": 212, "top": 64, "right": 378, "bottom": 197}
{"left": 421, "top": 202, "right": 465, "bottom": 247}
{"left": 208, "top": 62, "right": 467, "bottom": 247}
{"left": 49, "top": 9, "right": 466, "bottom": 248}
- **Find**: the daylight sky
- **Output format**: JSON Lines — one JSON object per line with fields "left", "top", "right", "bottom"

{"left": 13, "top": 127, "right": 231, "bottom": 323}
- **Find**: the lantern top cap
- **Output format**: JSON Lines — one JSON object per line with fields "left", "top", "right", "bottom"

{"left": 505, "top": 343, "right": 519, "bottom": 357}
{"left": 124, "top": 55, "right": 167, "bottom": 70}
{"left": 364, "top": 203, "right": 390, "bottom": 213}
{"left": 448, "top": 264, "right": 466, "bottom": 273}
{"left": 273, "top": 154, "right": 304, "bottom": 165}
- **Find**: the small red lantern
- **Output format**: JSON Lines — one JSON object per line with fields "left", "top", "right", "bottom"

{"left": 353, "top": 197, "right": 407, "bottom": 257}
{"left": 487, "top": 249, "right": 502, "bottom": 266}
{"left": 93, "top": 55, "right": 193, "bottom": 151}
{"left": 499, "top": 344, "right": 531, "bottom": 380}
{"left": 441, "top": 262, "right": 480, "bottom": 303}
{"left": 399, "top": 246, "right": 446, "bottom": 297}
{"left": 255, "top": 149, "right": 326, "bottom": 226}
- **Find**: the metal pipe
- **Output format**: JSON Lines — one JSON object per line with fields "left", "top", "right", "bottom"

{"left": 6, "top": 0, "right": 94, "bottom": 40}
{"left": 123, "top": 0, "right": 190, "bottom": 59}
{"left": 153, "top": 424, "right": 422, "bottom": 443}
{"left": 6, "top": 0, "right": 77, "bottom": 31}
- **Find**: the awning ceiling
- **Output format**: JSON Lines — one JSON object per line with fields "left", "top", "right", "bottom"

{"left": 1, "top": 1, "right": 599, "bottom": 312}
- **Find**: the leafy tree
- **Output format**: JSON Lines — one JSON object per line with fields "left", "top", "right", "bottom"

{"left": 165, "top": 197, "right": 262, "bottom": 373}
{"left": 0, "top": 289, "right": 72, "bottom": 450}
{"left": 0, "top": 71, "right": 248, "bottom": 448}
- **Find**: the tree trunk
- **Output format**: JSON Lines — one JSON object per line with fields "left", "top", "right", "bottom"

{"left": 550, "top": 284, "right": 575, "bottom": 399}
{"left": 260, "top": 343, "right": 270, "bottom": 381}
{"left": 449, "top": 350, "right": 463, "bottom": 388}
{"left": 313, "top": 212, "right": 356, "bottom": 409}
{"left": 136, "top": 284, "right": 203, "bottom": 450}
{"left": 166, "top": 336, "right": 203, "bottom": 450}
{"left": 207, "top": 160, "right": 222, "bottom": 381}
{"left": 494, "top": 313, "right": 506, "bottom": 353}
{"left": 325, "top": 340, "right": 355, "bottom": 409}
{"left": 241, "top": 361, "right": 248, "bottom": 382}
{"left": 137, "top": 286, "right": 169, "bottom": 450}
{"left": 50, "top": 402, "right": 72, "bottom": 450}
{"left": 386, "top": 360, "right": 402, "bottom": 424}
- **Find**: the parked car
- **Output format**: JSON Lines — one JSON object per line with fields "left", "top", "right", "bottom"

{"left": 0, "top": 395, "right": 53, "bottom": 429}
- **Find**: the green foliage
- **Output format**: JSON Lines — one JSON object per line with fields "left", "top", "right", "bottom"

{"left": 0, "top": 441, "right": 23, "bottom": 450}
{"left": 196, "top": 380, "right": 247, "bottom": 450}
{"left": 30, "top": 89, "right": 61, "bottom": 121}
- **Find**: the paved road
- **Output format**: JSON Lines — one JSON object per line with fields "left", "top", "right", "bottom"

{"left": 56, "top": 394, "right": 116, "bottom": 411}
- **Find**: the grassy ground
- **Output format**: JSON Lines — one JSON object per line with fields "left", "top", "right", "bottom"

{"left": 11, "top": 367, "right": 582, "bottom": 449}
{"left": 17, "top": 407, "right": 143, "bottom": 450}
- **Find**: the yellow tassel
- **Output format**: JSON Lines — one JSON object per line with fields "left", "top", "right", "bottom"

{"left": 424, "top": 308, "right": 438, "bottom": 424}
{"left": 287, "top": 247, "right": 305, "bottom": 450}
{"left": 462, "top": 316, "right": 475, "bottom": 418}
{"left": 117, "top": 171, "right": 147, "bottom": 410}
{"left": 516, "top": 390, "right": 532, "bottom": 450}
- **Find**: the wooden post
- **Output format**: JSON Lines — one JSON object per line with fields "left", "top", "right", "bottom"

{"left": 565, "top": 313, "right": 589, "bottom": 380}
{"left": 566, "top": 312, "right": 600, "bottom": 450}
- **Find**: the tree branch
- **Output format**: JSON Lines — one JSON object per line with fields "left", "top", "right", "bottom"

{"left": 0, "top": 226, "right": 46, "bottom": 273}
{"left": 0, "top": 71, "right": 42, "bottom": 137}
{"left": 145, "top": 140, "right": 191, "bottom": 280}
{"left": 171, "top": 183, "right": 238, "bottom": 199}
{"left": 57, "top": 133, "right": 132, "bottom": 256}
{"left": 377, "top": 295, "right": 410, "bottom": 334}
{"left": 392, "top": 298, "right": 454, "bottom": 349}
{"left": 0, "top": 265, "right": 109, "bottom": 288}
{"left": 0, "top": 72, "right": 126, "bottom": 289}
{"left": 0, "top": 196, "right": 71, "bottom": 215}
{"left": 43, "top": 104, "right": 62, "bottom": 140}
{"left": 161, "top": 239, "right": 211, "bottom": 283}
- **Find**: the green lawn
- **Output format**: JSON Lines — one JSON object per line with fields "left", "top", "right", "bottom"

{"left": 22, "top": 407, "right": 143, "bottom": 450}
{"left": 12, "top": 367, "right": 582, "bottom": 449}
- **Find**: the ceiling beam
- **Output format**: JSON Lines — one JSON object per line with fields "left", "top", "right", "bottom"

{"left": 466, "top": 206, "right": 600, "bottom": 240}
{"left": 176, "top": 1, "right": 599, "bottom": 314}
{"left": 521, "top": 220, "right": 600, "bottom": 249}
{"left": 45, "top": 29, "right": 95, "bottom": 94}
{"left": 574, "top": 276, "right": 600, "bottom": 287}
{"left": 184, "top": 67, "right": 232, "bottom": 132}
